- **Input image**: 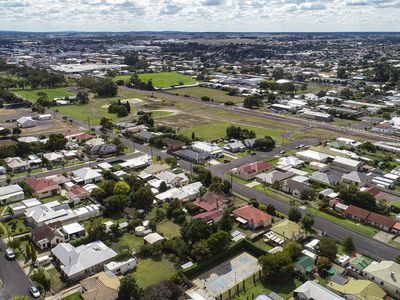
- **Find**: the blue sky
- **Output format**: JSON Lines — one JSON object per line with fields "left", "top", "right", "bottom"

{"left": 0, "top": 0, "right": 399, "bottom": 32}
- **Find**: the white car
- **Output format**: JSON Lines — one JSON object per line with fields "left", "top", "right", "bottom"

{"left": 5, "top": 248, "right": 15, "bottom": 260}
{"left": 30, "top": 286, "right": 41, "bottom": 298}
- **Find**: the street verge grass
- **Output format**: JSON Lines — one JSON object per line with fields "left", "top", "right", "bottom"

{"left": 307, "top": 207, "right": 378, "bottom": 237}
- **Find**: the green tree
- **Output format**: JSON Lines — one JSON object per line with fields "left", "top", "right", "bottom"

{"left": 45, "top": 134, "right": 67, "bottom": 151}
{"left": 253, "top": 136, "right": 275, "bottom": 151}
{"left": 181, "top": 219, "right": 213, "bottom": 245}
{"left": 87, "top": 219, "right": 107, "bottom": 241}
{"left": 218, "top": 209, "right": 233, "bottom": 232}
{"left": 130, "top": 186, "right": 154, "bottom": 209}
{"left": 343, "top": 236, "right": 355, "bottom": 254}
{"left": 259, "top": 251, "right": 293, "bottom": 281}
{"left": 316, "top": 256, "right": 331, "bottom": 276}
{"left": 317, "top": 237, "right": 337, "bottom": 261}
{"left": 207, "top": 230, "right": 231, "bottom": 254}
{"left": 300, "top": 214, "right": 314, "bottom": 234}
{"left": 25, "top": 243, "right": 31, "bottom": 259}
{"left": 30, "top": 244, "right": 37, "bottom": 262}
{"left": 266, "top": 204, "right": 276, "bottom": 216}
{"left": 118, "top": 274, "right": 142, "bottom": 300}
{"left": 165, "top": 157, "right": 178, "bottom": 168}
{"left": 76, "top": 90, "right": 89, "bottom": 104}
{"left": 114, "top": 181, "right": 131, "bottom": 195}
{"left": 191, "top": 239, "right": 210, "bottom": 261}
{"left": 30, "top": 267, "right": 51, "bottom": 294}
{"left": 283, "top": 241, "right": 302, "bottom": 260}
{"left": 159, "top": 181, "right": 168, "bottom": 193}
{"left": 288, "top": 208, "right": 302, "bottom": 223}
{"left": 96, "top": 78, "right": 118, "bottom": 97}
{"left": 141, "top": 280, "right": 182, "bottom": 300}
{"left": 91, "top": 187, "right": 107, "bottom": 202}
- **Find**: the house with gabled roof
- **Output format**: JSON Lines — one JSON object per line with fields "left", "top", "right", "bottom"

{"left": 233, "top": 161, "right": 273, "bottom": 181}
{"left": 25, "top": 178, "right": 61, "bottom": 199}
{"left": 233, "top": 205, "right": 272, "bottom": 229}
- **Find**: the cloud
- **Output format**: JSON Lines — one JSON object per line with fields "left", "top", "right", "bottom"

{"left": 201, "top": 0, "right": 224, "bottom": 5}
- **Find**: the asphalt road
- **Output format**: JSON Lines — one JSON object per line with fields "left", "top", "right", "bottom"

{"left": 0, "top": 239, "right": 35, "bottom": 300}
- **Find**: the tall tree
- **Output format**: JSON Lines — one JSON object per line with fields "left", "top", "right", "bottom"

{"left": 118, "top": 275, "right": 142, "bottom": 300}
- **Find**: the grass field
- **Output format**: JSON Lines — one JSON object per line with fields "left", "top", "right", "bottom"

{"left": 152, "top": 110, "right": 175, "bottom": 118}
{"left": 111, "top": 232, "right": 144, "bottom": 253}
{"left": 62, "top": 292, "right": 82, "bottom": 300}
{"left": 307, "top": 207, "right": 378, "bottom": 237}
{"left": 157, "top": 221, "right": 181, "bottom": 239}
{"left": 134, "top": 255, "right": 178, "bottom": 288}
{"left": 168, "top": 87, "right": 244, "bottom": 104}
{"left": 16, "top": 88, "right": 75, "bottom": 102}
{"left": 138, "top": 72, "right": 196, "bottom": 88}
{"left": 48, "top": 268, "right": 64, "bottom": 293}
{"left": 180, "top": 120, "right": 285, "bottom": 143}
{"left": 392, "top": 201, "right": 400, "bottom": 208}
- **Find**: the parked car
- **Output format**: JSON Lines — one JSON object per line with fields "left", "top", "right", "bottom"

{"left": 279, "top": 150, "right": 286, "bottom": 154}
{"left": 5, "top": 248, "right": 15, "bottom": 260}
{"left": 30, "top": 286, "right": 41, "bottom": 298}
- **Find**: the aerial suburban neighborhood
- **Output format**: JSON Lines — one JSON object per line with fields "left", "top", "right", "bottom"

{"left": 0, "top": 2, "right": 400, "bottom": 300}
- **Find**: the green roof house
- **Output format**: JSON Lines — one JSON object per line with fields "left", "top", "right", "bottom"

{"left": 294, "top": 255, "right": 314, "bottom": 278}
{"left": 327, "top": 278, "right": 386, "bottom": 300}
{"left": 363, "top": 260, "right": 400, "bottom": 298}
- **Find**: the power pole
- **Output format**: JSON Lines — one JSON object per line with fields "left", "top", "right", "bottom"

{"left": 87, "top": 116, "right": 91, "bottom": 131}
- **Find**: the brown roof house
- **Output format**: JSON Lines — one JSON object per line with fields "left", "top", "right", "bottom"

{"left": 232, "top": 161, "right": 273, "bottom": 181}
{"left": 31, "top": 222, "right": 65, "bottom": 250}
{"left": 233, "top": 205, "right": 272, "bottom": 230}
{"left": 366, "top": 212, "right": 396, "bottom": 232}
{"left": 25, "top": 178, "right": 61, "bottom": 199}
{"left": 344, "top": 205, "right": 370, "bottom": 223}
{"left": 193, "top": 191, "right": 232, "bottom": 212}
{"left": 80, "top": 271, "right": 120, "bottom": 300}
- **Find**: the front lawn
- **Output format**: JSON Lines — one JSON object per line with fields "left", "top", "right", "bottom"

{"left": 134, "top": 255, "right": 178, "bottom": 288}
{"left": 48, "top": 268, "right": 65, "bottom": 293}
{"left": 6, "top": 217, "right": 31, "bottom": 236}
{"left": 62, "top": 292, "right": 82, "bottom": 300}
{"left": 168, "top": 87, "right": 244, "bottom": 103}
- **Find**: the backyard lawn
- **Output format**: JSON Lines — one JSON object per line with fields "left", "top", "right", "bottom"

{"left": 138, "top": 72, "right": 196, "bottom": 88}
{"left": 6, "top": 217, "right": 31, "bottom": 236}
{"left": 15, "top": 88, "right": 75, "bottom": 102}
{"left": 235, "top": 277, "right": 303, "bottom": 300}
{"left": 134, "top": 255, "right": 178, "bottom": 288}
{"left": 168, "top": 87, "right": 244, "bottom": 104}
{"left": 157, "top": 221, "right": 181, "bottom": 239}
{"left": 48, "top": 267, "right": 65, "bottom": 293}
{"left": 110, "top": 232, "right": 144, "bottom": 253}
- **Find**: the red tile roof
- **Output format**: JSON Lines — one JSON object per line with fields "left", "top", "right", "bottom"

{"left": 193, "top": 192, "right": 231, "bottom": 212}
{"left": 367, "top": 212, "right": 396, "bottom": 229}
{"left": 393, "top": 222, "right": 400, "bottom": 231}
{"left": 67, "top": 184, "right": 89, "bottom": 199}
{"left": 233, "top": 205, "right": 272, "bottom": 223}
{"left": 345, "top": 205, "right": 370, "bottom": 220}
{"left": 238, "top": 161, "right": 272, "bottom": 175}
{"left": 26, "top": 178, "right": 60, "bottom": 194}
{"left": 193, "top": 210, "right": 224, "bottom": 222}
{"left": 364, "top": 186, "right": 385, "bottom": 200}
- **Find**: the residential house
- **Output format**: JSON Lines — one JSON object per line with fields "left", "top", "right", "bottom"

{"left": 119, "top": 154, "right": 150, "bottom": 170}
{"left": 155, "top": 171, "right": 189, "bottom": 187}
{"left": 277, "top": 156, "right": 305, "bottom": 170}
{"left": 294, "top": 256, "right": 314, "bottom": 278}
{"left": 28, "top": 154, "right": 42, "bottom": 168}
{"left": 309, "top": 170, "right": 341, "bottom": 186}
{"left": 293, "top": 281, "right": 345, "bottom": 300}
{"left": 366, "top": 212, "right": 396, "bottom": 232}
{"left": 372, "top": 122, "right": 395, "bottom": 135}
{"left": 271, "top": 219, "right": 305, "bottom": 241}
{"left": 80, "top": 271, "right": 120, "bottom": 300}
{"left": 5, "top": 157, "right": 29, "bottom": 172}
{"left": 65, "top": 184, "right": 90, "bottom": 203}
{"left": 144, "top": 232, "right": 165, "bottom": 245}
{"left": 296, "top": 150, "right": 332, "bottom": 163}
{"left": 345, "top": 205, "right": 370, "bottom": 223}
{"left": 43, "top": 152, "right": 64, "bottom": 163}
{"left": 17, "top": 116, "right": 37, "bottom": 128}
{"left": 233, "top": 161, "right": 273, "bottom": 181}
{"left": 72, "top": 168, "right": 103, "bottom": 184}
{"left": 175, "top": 149, "right": 210, "bottom": 163}
{"left": 341, "top": 171, "right": 370, "bottom": 187}
{"left": 193, "top": 209, "right": 224, "bottom": 224}
{"left": 162, "top": 137, "right": 185, "bottom": 152}
{"left": 90, "top": 144, "right": 118, "bottom": 156}
{"left": 282, "top": 179, "right": 313, "bottom": 198}
{"left": 193, "top": 191, "right": 232, "bottom": 212}
{"left": 255, "top": 170, "right": 295, "bottom": 186}
{"left": 25, "top": 178, "right": 61, "bottom": 199}
{"left": 0, "top": 184, "right": 25, "bottom": 204}
{"left": 31, "top": 222, "right": 65, "bottom": 250}
{"left": 9, "top": 198, "right": 42, "bottom": 216}
{"left": 224, "top": 140, "right": 245, "bottom": 153}
{"left": 143, "top": 164, "right": 171, "bottom": 176}
{"left": 232, "top": 205, "right": 272, "bottom": 229}
{"left": 155, "top": 182, "right": 202, "bottom": 202}
{"left": 243, "top": 138, "right": 256, "bottom": 149}
{"left": 104, "top": 258, "right": 136, "bottom": 276}
{"left": 85, "top": 138, "right": 105, "bottom": 151}
{"left": 363, "top": 261, "right": 400, "bottom": 298}
{"left": 360, "top": 186, "right": 385, "bottom": 201}
{"left": 327, "top": 278, "right": 386, "bottom": 300}
{"left": 192, "top": 141, "right": 223, "bottom": 158}
{"left": 332, "top": 157, "right": 362, "bottom": 172}
{"left": 52, "top": 241, "right": 117, "bottom": 281}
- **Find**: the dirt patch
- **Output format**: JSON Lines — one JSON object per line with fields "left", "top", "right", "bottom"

{"left": 20, "top": 119, "right": 78, "bottom": 136}
{"left": 157, "top": 114, "right": 214, "bottom": 130}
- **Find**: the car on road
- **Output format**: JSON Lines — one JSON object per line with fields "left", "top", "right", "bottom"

{"left": 96, "top": 158, "right": 104, "bottom": 162}
{"left": 5, "top": 248, "right": 15, "bottom": 260}
{"left": 279, "top": 150, "right": 286, "bottom": 154}
{"left": 30, "top": 286, "right": 41, "bottom": 298}
{"left": 250, "top": 152, "right": 256, "bottom": 156}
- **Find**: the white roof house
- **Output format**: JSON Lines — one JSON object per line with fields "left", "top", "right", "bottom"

{"left": 43, "top": 152, "right": 64, "bottom": 162}
{"left": 192, "top": 141, "right": 223, "bottom": 156}
{"left": 277, "top": 156, "right": 305, "bottom": 169}
{"left": 296, "top": 150, "right": 332, "bottom": 163}
{"left": 61, "top": 222, "right": 85, "bottom": 236}
{"left": 72, "top": 168, "right": 102, "bottom": 184}
{"left": 156, "top": 182, "right": 202, "bottom": 202}
{"left": 294, "top": 281, "right": 345, "bottom": 300}
{"left": 144, "top": 232, "right": 165, "bottom": 244}
{"left": 155, "top": 171, "right": 189, "bottom": 187}
{"left": 17, "top": 116, "right": 37, "bottom": 128}
{"left": 119, "top": 155, "right": 150, "bottom": 169}
{"left": 0, "top": 184, "right": 25, "bottom": 204}
{"left": 52, "top": 241, "right": 117, "bottom": 280}
{"left": 332, "top": 156, "right": 362, "bottom": 171}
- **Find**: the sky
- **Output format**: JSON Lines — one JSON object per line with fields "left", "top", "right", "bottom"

{"left": 0, "top": 0, "right": 400, "bottom": 32}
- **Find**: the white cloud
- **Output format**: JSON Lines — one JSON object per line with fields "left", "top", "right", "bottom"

{"left": 0, "top": 0, "right": 399, "bottom": 31}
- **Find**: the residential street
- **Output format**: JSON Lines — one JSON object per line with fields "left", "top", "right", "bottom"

{"left": 0, "top": 239, "right": 35, "bottom": 300}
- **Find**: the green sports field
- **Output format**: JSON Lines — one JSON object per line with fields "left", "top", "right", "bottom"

{"left": 15, "top": 88, "right": 75, "bottom": 102}
{"left": 138, "top": 72, "right": 196, "bottom": 88}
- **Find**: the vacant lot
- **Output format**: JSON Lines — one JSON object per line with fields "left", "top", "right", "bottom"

{"left": 138, "top": 72, "right": 196, "bottom": 88}
{"left": 16, "top": 88, "right": 75, "bottom": 102}
{"left": 168, "top": 87, "right": 244, "bottom": 104}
